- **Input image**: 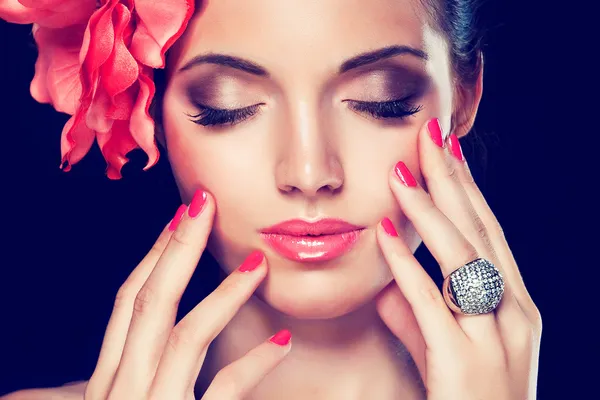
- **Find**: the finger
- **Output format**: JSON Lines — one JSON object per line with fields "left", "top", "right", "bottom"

{"left": 375, "top": 281, "right": 427, "bottom": 382}
{"left": 417, "top": 119, "right": 522, "bottom": 340}
{"left": 201, "top": 330, "right": 292, "bottom": 400}
{"left": 447, "top": 134, "right": 540, "bottom": 324}
{"left": 419, "top": 120, "right": 523, "bottom": 322}
{"left": 109, "top": 189, "right": 214, "bottom": 397}
{"left": 418, "top": 119, "right": 499, "bottom": 273}
{"left": 150, "top": 251, "right": 269, "bottom": 398}
{"left": 448, "top": 134, "right": 543, "bottom": 396}
{"left": 85, "top": 205, "right": 186, "bottom": 400}
{"left": 388, "top": 159, "right": 502, "bottom": 341}
{"left": 376, "top": 218, "right": 466, "bottom": 353}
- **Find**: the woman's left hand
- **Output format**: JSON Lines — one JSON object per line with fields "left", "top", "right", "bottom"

{"left": 375, "top": 118, "right": 542, "bottom": 400}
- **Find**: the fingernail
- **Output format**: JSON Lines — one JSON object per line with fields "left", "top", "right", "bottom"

{"left": 238, "top": 250, "right": 264, "bottom": 272}
{"left": 427, "top": 118, "right": 444, "bottom": 148}
{"left": 168, "top": 204, "right": 187, "bottom": 231}
{"left": 449, "top": 134, "right": 464, "bottom": 162}
{"left": 188, "top": 189, "right": 208, "bottom": 218}
{"left": 381, "top": 218, "right": 398, "bottom": 237}
{"left": 269, "top": 329, "right": 292, "bottom": 346}
{"left": 394, "top": 161, "right": 417, "bottom": 187}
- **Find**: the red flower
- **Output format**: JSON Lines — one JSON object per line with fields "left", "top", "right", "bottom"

{"left": 0, "top": 0, "right": 195, "bottom": 179}
{"left": 0, "top": 0, "right": 96, "bottom": 28}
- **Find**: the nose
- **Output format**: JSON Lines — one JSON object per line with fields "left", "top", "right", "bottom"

{"left": 275, "top": 102, "right": 344, "bottom": 197}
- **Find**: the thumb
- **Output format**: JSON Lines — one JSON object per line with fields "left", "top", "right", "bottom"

{"left": 376, "top": 281, "right": 428, "bottom": 382}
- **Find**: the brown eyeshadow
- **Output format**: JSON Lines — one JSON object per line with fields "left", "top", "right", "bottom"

{"left": 185, "top": 74, "right": 256, "bottom": 108}
{"left": 341, "top": 61, "right": 431, "bottom": 101}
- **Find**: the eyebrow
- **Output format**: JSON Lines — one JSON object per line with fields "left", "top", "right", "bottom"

{"left": 339, "top": 45, "right": 428, "bottom": 73}
{"left": 177, "top": 45, "right": 428, "bottom": 77}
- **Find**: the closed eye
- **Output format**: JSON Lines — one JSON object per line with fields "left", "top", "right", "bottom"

{"left": 186, "top": 97, "right": 422, "bottom": 127}
{"left": 344, "top": 98, "right": 423, "bottom": 120}
{"left": 187, "top": 103, "right": 263, "bottom": 126}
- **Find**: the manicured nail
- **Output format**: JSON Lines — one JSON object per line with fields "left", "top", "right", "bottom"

{"left": 168, "top": 204, "right": 187, "bottom": 231}
{"left": 394, "top": 161, "right": 417, "bottom": 187}
{"left": 238, "top": 250, "right": 264, "bottom": 272}
{"left": 449, "top": 134, "right": 464, "bottom": 162}
{"left": 427, "top": 118, "right": 444, "bottom": 148}
{"left": 188, "top": 189, "right": 208, "bottom": 218}
{"left": 269, "top": 329, "right": 292, "bottom": 346}
{"left": 381, "top": 218, "right": 398, "bottom": 237}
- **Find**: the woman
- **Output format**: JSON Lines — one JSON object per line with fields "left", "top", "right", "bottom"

{"left": 0, "top": 0, "right": 542, "bottom": 399}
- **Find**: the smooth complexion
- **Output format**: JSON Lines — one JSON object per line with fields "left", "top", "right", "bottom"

{"left": 159, "top": 0, "right": 479, "bottom": 398}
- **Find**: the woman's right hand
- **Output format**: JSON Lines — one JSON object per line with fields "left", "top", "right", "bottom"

{"left": 84, "top": 189, "right": 291, "bottom": 400}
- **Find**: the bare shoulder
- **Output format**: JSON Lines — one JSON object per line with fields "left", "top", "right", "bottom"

{"left": 1, "top": 381, "right": 87, "bottom": 400}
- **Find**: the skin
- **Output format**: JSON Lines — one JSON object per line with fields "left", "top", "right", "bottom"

{"left": 161, "top": 0, "right": 466, "bottom": 396}
{"left": 2, "top": 0, "right": 543, "bottom": 399}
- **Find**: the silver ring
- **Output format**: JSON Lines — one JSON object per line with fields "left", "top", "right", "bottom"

{"left": 442, "top": 258, "right": 505, "bottom": 315}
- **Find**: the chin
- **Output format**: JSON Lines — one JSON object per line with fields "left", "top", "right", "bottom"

{"left": 209, "top": 222, "right": 421, "bottom": 320}
{"left": 255, "top": 238, "right": 394, "bottom": 320}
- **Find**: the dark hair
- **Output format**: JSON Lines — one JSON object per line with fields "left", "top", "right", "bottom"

{"left": 419, "top": 0, "right": 489, "bottom": 188}
{"left": 422, "top": 0, "right": 484, "bottom": 87}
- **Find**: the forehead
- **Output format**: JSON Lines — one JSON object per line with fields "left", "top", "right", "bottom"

{"left": 169, "top": 0, "right": 438, "bottom": 76}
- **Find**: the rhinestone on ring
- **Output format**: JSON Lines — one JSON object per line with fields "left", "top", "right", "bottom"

{"left": 442, "top": 258, "right": 505, "bottom": 315}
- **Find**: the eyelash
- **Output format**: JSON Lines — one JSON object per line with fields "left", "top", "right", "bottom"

{"left": 345, "top": 98, "right": 423, "bottom": 120}
{"left": 187, "top": 104, "right": 262, "bottom": 127}
{"left": 187, "top": 98, "right": 422, "bottom": 127}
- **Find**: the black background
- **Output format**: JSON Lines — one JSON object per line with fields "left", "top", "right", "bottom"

{"left": 0, "top": 1, "right": 592, "bottom": 398}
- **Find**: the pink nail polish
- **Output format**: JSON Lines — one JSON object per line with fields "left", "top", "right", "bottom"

{"left": 188, "top": 189, "right": 207, "bottom": 218}
{"left": 238, "top": 250, "right": 264, "bottom": 272}
{"left": 427, "top": 118, "right": 444, "bottom": 148}
{"left": 394, "top": 161, "right": 417, "bottom": 187}
{"left": 449, "top": 134, "right": 464, "bottom": 162}
{"left": 381, "top": 218, "right": 398, "bottom": 237}
{"left": 168, "top": 204, "right": 187, "bottom": 231}
{"left": 269, "top": 329, "right": 292, "bottom": 346}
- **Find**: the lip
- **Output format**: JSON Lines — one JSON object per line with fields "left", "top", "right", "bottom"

{"left": 260, "top": 219, "right": 365, "bottom": 262}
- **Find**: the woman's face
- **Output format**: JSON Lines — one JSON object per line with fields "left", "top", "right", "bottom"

{"left": 162, "top": 0, "right": 459, "bottom": 319}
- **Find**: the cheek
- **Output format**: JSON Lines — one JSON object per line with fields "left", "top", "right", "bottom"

{"left": 162, "top": 96, "right": 273, "bottom": 270}
{"left": 162, "top": 94, "right": 263, "bottom": 204}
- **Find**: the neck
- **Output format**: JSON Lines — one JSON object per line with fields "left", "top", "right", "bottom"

{"left": 196, "top": 294, "right": 426, "bottom": 400}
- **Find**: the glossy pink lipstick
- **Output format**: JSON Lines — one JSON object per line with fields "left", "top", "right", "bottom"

{"left": 260, "top": 219, "right": 365, "bottom": 262}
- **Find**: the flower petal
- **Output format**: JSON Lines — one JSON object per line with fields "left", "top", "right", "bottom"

{"left": 79, "top": 0, "right": 117, "bottom": 98}
{"left": 101, "top": 3, "right": 138, "bottom": 98}
{"left": 97, "top": 119, "right": 139, "bottom": 179}
{"left": 88, "top": 3, "right": 139, "bottom": 132}
{"left": 60, "top": 112, "right": 95, "bottom": 170}
{"left": 32, "top": 24, "right": 86, "bottom": 115}
{"left": 129, "top": 0, "right": 194, "bottom": 68}
{"left": 2, "top": 0, "right": 195, "bottom": 178}
{"left": 0, "top": 0, "right": 96, "bottom": 28}
{"left": 86, "top": 86, "right": 114, "bottom": 132}
{"left": 30, "top": 25, "right": 52, "bottom": 105}
{"left": 130, "top": 66, "right": 159, "bottom": 170}
{"left": 0, "top": 0, "right": 53, "bottom": 24}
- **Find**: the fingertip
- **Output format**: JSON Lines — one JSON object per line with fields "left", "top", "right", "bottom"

{"left": 269, "top": 329, "right": 292, "bottom": 349}
{"left": 188, "top": 189, "right": 209, "bottom": 219}
{"left": 380, "top": 217, "right": 399, "bottom": 237}
{"left": 391, "top": 160, "right": 418, "bottom": 188}
{"left": 168, "top": 204, "right": 188, "bottom": 232}
{"left": 448, "top": 133, "right": 465, "bottom": 162}
{"left": 426, "top": 117, "right": 444, "bottom": 148}
{"left": 238, "top": 250, "right": 267, "bottom": 272}
{"left": 375, "top": 219, "right": 390, "bottom": 251}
